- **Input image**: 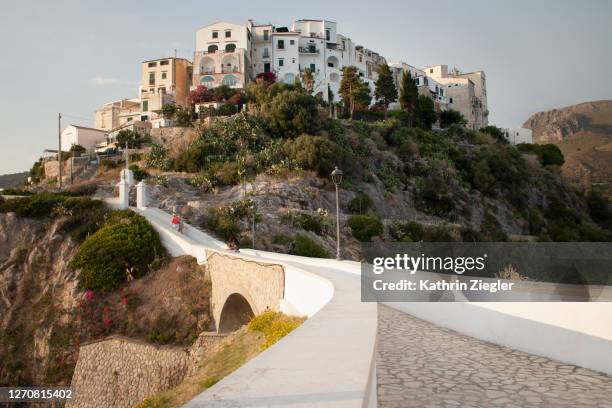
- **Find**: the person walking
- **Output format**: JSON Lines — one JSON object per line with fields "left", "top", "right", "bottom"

{"left": 171, "top": 213, "right": 180, "bottom": 231}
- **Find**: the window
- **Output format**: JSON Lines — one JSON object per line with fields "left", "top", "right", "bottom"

{"left": 292, "top": 58, "right": 295, "bottom": 63}
{"left": 127, "top": 117, "right": 133, "bottom": 122}
{"left": 149, "top": 88, "right": 154, "bottom": 93}
{"left": 325, "top": 28, "right": 330, "bottom": 41}
{"left": 225, "top": 43, "right": 236, "bottom": 52}
{"left": 277, "top": 39, "right": 285, "bottom": 49}
{"left": 290, "top": 39, "right": 295, "bottom": 45}
{"left": 148, "top": 72, "right": 155, "bottom": 85}
{"left": 309, "top": 63, "right": 316, "bottom": 72}
{"left": 263, "top": 47, "right": 270, "bottom": 58}
{"left": 264, "top": 62, "right": 271, "bottom": 73}
{"left": 161, "top": 72, "right": 167, "bottom": 79}
{"left": 158, "top": 87, "right": 166, "bottom": 94}
{"left": 160, "top": 60, "right": 169, "bottom": 66}
{"left": 147, "top": 62, "right": 157, "bottom": 67}
{"left": 284, "top": 73, "right": 294, "bottom": 84}
{"left": 222, "top": 74, "right": 237, "bottom": 86}
{"left": 200, "top": 75, "right": 215, "bottom": 87}
{"left": 263, "top": 30, "right": 269, "bottom": 40}
{"left": 225, "top": 30, "right": 231, "bottom": 38}
{"left": 278, "top": 58, "right": 284, "bottom": 67}
{"left": 142, "top": 100, "right": 148, "bottom": 112}
{"left": 208, "top": 44, "right": 218, "bottom": 53}
{"left": 212, "top": 31, "right": 218, "bottom": 39}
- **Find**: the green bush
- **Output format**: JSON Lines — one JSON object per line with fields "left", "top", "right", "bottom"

{"left": 347, "top": 192, "right": 374, "bottom": 214}
{"left": 517, "top": 143, "right": 565, "bottom": 167}
{"left": 0, "top": 192, "right": 67, "bottom": 218}
{"left": 129, "top": 164, "right": 149, "bottom": 181}
{"left": 348, "top": 214, "right": 383, "bottom": 242}
{"left": 71, "top": 210, "right": 166, "bottom": 291}
{"left": 264, "top": 89, "right": 321, "bottom": 138}
{"left": 283, "top": 135, "right": 344, "bottom": 177}
{"left": 291, "top": 235, "right": 329, "bottom": 258}
{"left": 145, "top": 143, "right": 171, "bottom": 170}
{"left": 202, "top": 208, "right": 241, "bottom": 241}
{"left": 440, "top": 109, "right": 466, "bottom": 128}
{"left": 290, "top": 212, "right": 325, "bottom": 235}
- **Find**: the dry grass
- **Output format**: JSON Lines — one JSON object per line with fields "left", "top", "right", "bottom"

{"left": 135, "top": 328, "right": 264, "bottom": 408}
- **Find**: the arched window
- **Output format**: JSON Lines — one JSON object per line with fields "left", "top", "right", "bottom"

{"left": 222, "top": 74, "right": 237, "bottom": 86}
{"left": 225, "top": 43, "right": 236, "bottom": 52}
{"left": 284, "top": 73, "right": 294, "bottom": 84}
{"left": 207, "top": 44, "right": 218, "bottom": 53}
{"left": 200, "top": 75, "right": 215, "bottom": 87}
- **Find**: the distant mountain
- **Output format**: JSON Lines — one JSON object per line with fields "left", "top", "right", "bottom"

{"left": 523, "top": 100, "right": 612, "bottom": 199}
{"left": 0, "top": 172, "right": 28, "bottom": 189}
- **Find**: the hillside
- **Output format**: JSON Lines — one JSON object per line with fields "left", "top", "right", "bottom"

{"left": 523, "top": 100, "right": 612, "bottom": 198}
{"left": 0, "top": 171, "right": 27, "bottom": 189}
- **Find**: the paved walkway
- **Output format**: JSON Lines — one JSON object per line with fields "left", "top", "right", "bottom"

{"left": 377, "top": 305, "right": 612, "bottom": 408}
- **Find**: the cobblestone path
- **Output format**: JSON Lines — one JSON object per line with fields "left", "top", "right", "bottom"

{"left": 377, "top": 305, "right": 612, "bottom": 408}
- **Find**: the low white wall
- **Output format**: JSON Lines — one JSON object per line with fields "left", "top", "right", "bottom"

{"left": 281, "top": 264, "right": 334, "bottom": 317}
{"left": 385, "top": 301, "right": 612, "bottom": 375}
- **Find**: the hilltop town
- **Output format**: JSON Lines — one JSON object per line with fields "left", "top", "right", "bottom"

{"left": 55, "top": 19, "right": 530, "bottom": 154}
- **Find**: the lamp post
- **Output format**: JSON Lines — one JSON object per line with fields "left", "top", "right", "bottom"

{"left": 331, "top": 166, "right": 343, "bottom": 260}
{"left": 251, "top": 200, "right": 257, "bottom": 250}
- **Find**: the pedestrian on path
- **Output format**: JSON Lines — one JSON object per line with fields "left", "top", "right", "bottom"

{"left": 171, "top": 213, "right": 180, "bottom": 230}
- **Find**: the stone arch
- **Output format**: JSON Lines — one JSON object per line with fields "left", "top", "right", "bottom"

{"left": 218, "top": 293, "right": 255, "bottom": 333}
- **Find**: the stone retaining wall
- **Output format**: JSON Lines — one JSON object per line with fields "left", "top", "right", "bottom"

{"left": 68, "top": 333, "right": 226, "bottom": 408}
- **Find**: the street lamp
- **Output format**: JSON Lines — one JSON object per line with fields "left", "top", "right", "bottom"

{"left": 251, "top": 200, "right": 257, "bottom": 250}
{"left": 331, "top": 166, "right": 343, "bottom": 260}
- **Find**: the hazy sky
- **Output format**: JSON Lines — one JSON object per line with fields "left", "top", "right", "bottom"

{"left": 1, "top": 0, "right": 611, "bottom": 174}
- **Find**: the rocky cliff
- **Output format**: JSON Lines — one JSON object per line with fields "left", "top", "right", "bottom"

{"left": 523, "top": 100, "right": 612, "bottom": 197}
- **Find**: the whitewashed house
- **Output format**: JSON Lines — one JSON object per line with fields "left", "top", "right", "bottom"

{"left": 61, "top": 125, "right": 108, "bottom": 152}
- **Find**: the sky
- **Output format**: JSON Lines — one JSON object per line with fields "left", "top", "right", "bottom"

{"left": 1, "top": 0, "right": 611, "bottom": 175}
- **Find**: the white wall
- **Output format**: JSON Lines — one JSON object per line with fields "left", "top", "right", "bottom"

{"left": 61, "top": 125, "right": 107, "bottom": 152}
{"left": 505, "top": 128, "right": 533, "bottom": 144}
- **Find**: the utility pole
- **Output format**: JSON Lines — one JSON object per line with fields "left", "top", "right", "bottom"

{"left": 58, "top": 112, "right": 62, "bottom": 190}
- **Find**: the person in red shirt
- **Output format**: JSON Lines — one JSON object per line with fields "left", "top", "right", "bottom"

{"left": 171, "top": 213, "right": 180, "bottom": 230}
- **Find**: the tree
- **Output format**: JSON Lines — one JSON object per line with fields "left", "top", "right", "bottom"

{"left": 399, "top": 71, "right": 419, "bottom": 126}
{"left": 212, "top": 85, "right": 234, "bottom": 102}
{"left": 264, "top": 89, "right": 320, "bottom": 138}
{"left": 175, "top": 107, "right": 193, "bottom": 127}
{"left": 69, "top": 144, "right": 86, "bottom": 154}
{"left": 256, "top": 71, "right": 277, "bottom": 84}
{"left": 302, "top": 68, "right": 315, "bottom": 94}
{"left": 414, "top": 95, "right": 437, "bottom": 130}
{"left": 374, "top": 64, "right": 398, "bottom": 119}
{"left": 115, "top": 129, "right": 142, "bottom": 149}
{"left": 160, "top": 103, "right": 178, "bottom": 119}
{"left": 187, "top": 85, "right": 213, "bottom": 105}
{"left": 340, "top": 66, "right": 369, "bottom": 119}
{"left": 440, "top": 109, "right": 466, "bottom": 128}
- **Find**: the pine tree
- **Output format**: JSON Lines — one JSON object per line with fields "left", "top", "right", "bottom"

{"left": 399, "top": 71, "right": 419, "bottom": 126}
{"left": 302, "top": 68, "right": 315, "bottom": 94}
{"left": 340, "top": 66, "right": 366, "bottom": 119}
{"left": 374, "top": 64, "right": 398, "bottom": 119}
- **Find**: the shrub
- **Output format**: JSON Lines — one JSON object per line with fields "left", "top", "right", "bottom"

{"left": 71, "top": 210, "right": 167, "bottom": 291}
{"left": 291, "top": 235, "right": 329, "bottom": 258}
{"left": 247, "top": 311, "right": 305, "bottom": 349}
{"left": 347, "top": 214, "right": 383, "bottom": 242}
{"left": 347, "top": 192, "right": 374, "bottom": 214}
{"left": 129, "top": 164, "right": 149, "bottom": 181}
{"left": 283, "top": 135, "right": 344, "bottom": 177}
{"left": 213, "top": 161, "right": 242, "bottom": 185}
{"left": 284, "top": 212, "right": 326, "bottom": 235}
{"left": 145, "top": 143, "right": 171, "bottom": 170}
{"left": 480, "top": 125, "right": 508, "bottom": 144}
{"left": 0, "top": 192, "right": 67, "bottom": 218}
{"left": 202, "top": 208, "right": 240, "bottom": 241}
{"left": 264, "top": 89, "right": 321, "bottom": 138}
{"left": 440, "top": 109, "right": 466, "bottom": 128}
{"left": 116, "top": 129, "right": 143, "bottom": 149}
{"left": 517, "top": 143, "right": 565, "bottom": 167}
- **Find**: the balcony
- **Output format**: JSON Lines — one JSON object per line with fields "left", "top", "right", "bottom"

{"left": 299, "top": 46, "right": 319, "bottom": 54}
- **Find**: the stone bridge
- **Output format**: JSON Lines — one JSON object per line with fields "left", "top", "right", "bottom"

{"left": 206, "top": 251, "right": 285, "bottom": 332}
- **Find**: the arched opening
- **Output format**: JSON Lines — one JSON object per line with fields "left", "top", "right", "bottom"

{"left": 221, "top": 55, "right": 238, "bottom": 73}
{"left": 218, "top": 293, "right": 254, "bottom": 333}
{"left": 329, "top": 72, "right": 340, "bottom": 83}
{"left": 284, "top": 73, "right": 295, "bottom": 84}
{"left": 225, "top": 43, "right": 236, "bottom": 53}
{"left": 199, "top": 56, "right": 215, "bottom": 74}
{"left": 327, "top": 56, "right": 339, "bottom": 69}
{"left": 207, "top": 44, "right": 218, "bottom": 53}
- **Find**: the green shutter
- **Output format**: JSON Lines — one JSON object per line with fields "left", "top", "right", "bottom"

{"left": 142, "top": 101, "right": 148, "bottom": 112}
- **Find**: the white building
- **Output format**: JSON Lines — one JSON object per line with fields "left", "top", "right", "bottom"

{"left": 423, "top": 64, "right": 489, "bottom": 130}
{"left": 61, "top": 125, "right": 108, "bottom": 152}
{"left": 191, "top": 19, "right": 387, "bottom": 104}
{"left": 504, "top": 128, "right": 533, "bottom": 145}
